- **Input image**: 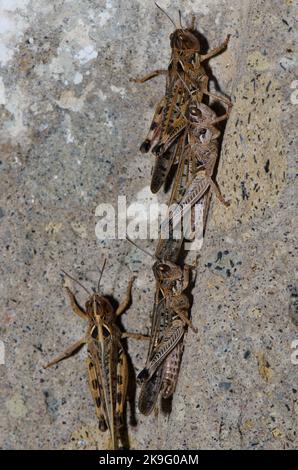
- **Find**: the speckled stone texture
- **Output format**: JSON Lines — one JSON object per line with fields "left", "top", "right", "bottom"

{"left": 0, "top": 0, "right": 297, "bottom": 450}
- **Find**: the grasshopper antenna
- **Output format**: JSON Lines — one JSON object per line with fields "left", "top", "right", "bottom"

{"left": 97, "top": 259, "right": 107, "bottom": 292}
{"left": 178, "top": 10, "right": 183, "bottom": 28}
{"left": 126, "top": 235, "right": 155, "bottom": 260}
{"left": 61, "top": 270, "right": 91, "bottom": 295}
{"left": 155, "top": 2, "right": 177, "bottom": 29}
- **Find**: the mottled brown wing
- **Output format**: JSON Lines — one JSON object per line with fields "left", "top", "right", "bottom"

{"left": 87, "top": 326, "right": 120, "bottom": 449}
{"left": 161, "top": 340, "right": 184, "bottom": 399}
{"left": 138, "top": 367, "right": 163, "bottom": 416}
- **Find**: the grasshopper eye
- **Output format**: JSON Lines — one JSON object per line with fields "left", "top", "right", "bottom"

{"left": 189, "top": 106, "right": 201, "bottom": 116}
{"left": 199, "top": 128, "right": 211, "bottom": 143}
{"left": 159, "top": 264, "right": 170, "bottom": 273}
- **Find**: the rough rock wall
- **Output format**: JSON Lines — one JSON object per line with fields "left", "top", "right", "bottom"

{"left": 0, "top": 0, "right": 297, "bottom": 449}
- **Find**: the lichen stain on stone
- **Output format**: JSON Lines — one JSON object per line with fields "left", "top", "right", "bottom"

{"left": 5, "top": 393, "right": 28, "bottom": 418}
{"left": 71, "top": 222, "right": 88, "bottom": 239}
{"left": 56, "top": 83, "right": 94, "bottom": 112}
{"left": 256, "top": 352, "right": 273, "bottom": 382}
{"left": 213, "top": 73, "right": 287, "bottom": 229}
{"left": 272, "top": 427, "right": 284, "bottom": 439}
{"left": 45, "top": 221, "right": 63, "bottom": 234}
{"left": 246, "top": 51, "right": 270, "bottom": 72}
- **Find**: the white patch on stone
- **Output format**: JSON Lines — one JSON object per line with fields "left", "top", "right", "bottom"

{"left": 39, "top": 123, "right": 48, "bottom": 132}
{"left": 215, "top": 12, "right": 222, "bottom": 25}
{"left": 105, "top": 117, "right": 114, "bottom": 133}
{"left": 0, "top": 0, "right": 30, "bottom": 12}
{"left": 75, "top": 45, "right": 98, "bottom": 65}
{"left": 96, "top": 89, "right": 107, "bottom": 101}
{"left": 110, "top": 84, "right": 126, "bottom": 98}
{"left": 0, "top": 77, "right": 6, "bottom": 105}
{"left": 73, "top": 71, "right": 83, "bottom": 84}
{"left": 3, "top": 85, "right": 30, "bottom": 143}
{"left": 98, "top": 10, "right": 112, "bottom": 27}
{"left": 36, "top": 20, "right": 98, "bottom": 81}
{"left": 98, "top": 0, "right": 115, "bottom": 27}
{"left": 0, "top": 16, "right": 14, "bottom": 34}
{"left": 0, "top": 7, "right": 29, "bottom": 66}
{"left": 65, "top": 129, "right": 74, "bottom": 143}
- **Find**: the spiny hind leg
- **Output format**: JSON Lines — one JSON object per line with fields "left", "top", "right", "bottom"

{"left": 87, "top": 358, "right": 108, "bottom": 431}
{"left": 140, "top": 96, "right": 166, "bottom": 153}
{"left": 116, "top": 277, "right": 135, "bottom": 316}
{"left": 43, "top": 337, "right": 86, "bottom": 368}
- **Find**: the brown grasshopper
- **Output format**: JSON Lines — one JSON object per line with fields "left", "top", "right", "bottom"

{"left": 125, "top": 236, "right": 194, "bottom": 414}
{"left": 160, "top": 94, "right": 231, "bottom": 235}
{"left": 132, "top": 3, "right": 231, "bottom": 194}
{"left": 137, "top": 259, "right": 195, "bottom": 415}
{"left": 44, "top": 265, "right": 147, "bottom": 450}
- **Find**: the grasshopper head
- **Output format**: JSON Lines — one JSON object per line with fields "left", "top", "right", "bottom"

{"left": 86, "top": 293, "right": 114, "bottom": 322}
{"left": 153, "top": 260, "right": 183, "bottom": 283}
{"left": 188, "top": 102, "right": 215, "bottom": 121}
{"left": 187, "top": 102, "right": 219, "bottom": 141}
{"left": 170, "top": 29, "right": 200, "bottom": 51}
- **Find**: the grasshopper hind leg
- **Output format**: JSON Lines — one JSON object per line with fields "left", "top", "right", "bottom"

{"left": 140, "top": 97, "right": 166, "bottom": 153}
{"left": 87, "top": 358, "right": 108, "bottom": 432}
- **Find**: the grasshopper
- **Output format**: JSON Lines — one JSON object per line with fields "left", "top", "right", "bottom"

{"left": 44, "top": 265, "right": 147, "bottom": 450}
{"left": 160, "top": 94, "right": 231, "bottom": 236}
{"left": 125, "top": 236, "right": 193, "bottom": 414}
{"left": 133, "top": 3, "right": 231, "bottom": 194}
{"left": 137, "top": 259, "right": 195, "bottom": 415}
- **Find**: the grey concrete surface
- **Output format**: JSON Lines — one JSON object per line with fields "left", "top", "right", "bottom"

{"left": 0, "top": 0, "right": 297, "bottom": 449}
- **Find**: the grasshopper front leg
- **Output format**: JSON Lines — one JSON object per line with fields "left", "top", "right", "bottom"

{"left": 116, "top": 277, "right": 135, "bottom": 316}
{"left": 201, "top": 35, "right": 230, "bottom": 62}
{"left": 65, "top": 286, "right": 88, "bottom": 320}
